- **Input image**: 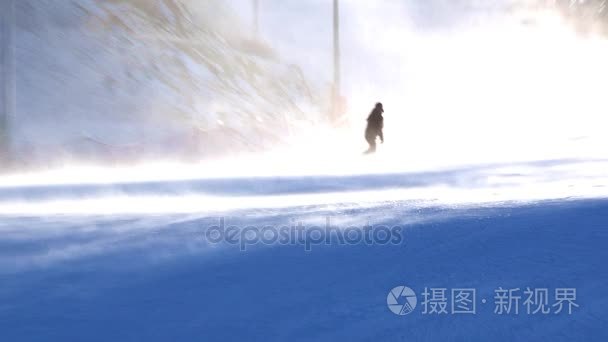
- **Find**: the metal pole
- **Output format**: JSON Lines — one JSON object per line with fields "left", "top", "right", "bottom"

{"left": 331, "top": 0, "right": 342, "bottom": 123}
{"left": 333, "top": 0, "right": 341, "bottom": 99}
{"left": 253, "top": 0, "right": 259, "bottom": 37}
{"left": 1, "top": 0, "right": 15, "bottom": 165}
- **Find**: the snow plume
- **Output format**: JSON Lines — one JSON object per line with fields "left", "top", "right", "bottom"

{"left": 323, "top": 0, "right": 608, "bottom": 167}
{"left": 10, "top": 0, "right": 324, "bottom": 169}
{"left": 217, "top": 0, "right": 608, "bottom": 177}
{"left": 4, "top": 0, "right": 608, "bottom": 181}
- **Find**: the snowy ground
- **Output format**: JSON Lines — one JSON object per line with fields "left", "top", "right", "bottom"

{"left": 0, "top": 151, "right": 607, "bottom": 341}
{"left": 5, "top": 1, "right": 608, "bottom": 340}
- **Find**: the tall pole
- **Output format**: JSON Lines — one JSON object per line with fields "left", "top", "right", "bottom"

{"left": 332, "top": 0, "right": 341, "bottom": 122}
{"left": 253, "top": 0, "right": 259, "bottom": 37}
{"left": 1, "top": 0, "right": 16, "bottom": 165}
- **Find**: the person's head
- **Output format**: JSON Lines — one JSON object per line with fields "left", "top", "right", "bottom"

{"left": 375, "top": 102, "right": 384, "bottom": 112}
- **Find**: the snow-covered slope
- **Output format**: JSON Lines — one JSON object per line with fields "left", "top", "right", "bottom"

{"left": 13, "top": 0, "right": 321, "bottom": 167}
{"left": 0, "top": 159, "right": 607, "bottom": 341}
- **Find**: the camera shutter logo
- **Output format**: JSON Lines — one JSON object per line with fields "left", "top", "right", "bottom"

{"left": 387, "top": 286, "right": 417, "bottom": 315}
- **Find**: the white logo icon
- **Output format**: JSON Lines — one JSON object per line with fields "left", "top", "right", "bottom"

{"left": 387, "top": 286, "right": 417, "bottom": 315}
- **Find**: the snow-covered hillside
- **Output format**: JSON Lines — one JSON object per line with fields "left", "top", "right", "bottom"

{"left": 13, "top": 0, "right": 322, "bottom": 167}
{"left": 0, "top": 158, "right": 607, "bottom": 341}
{"left": 2, "top": 2, "right": 608, "bottom": 340}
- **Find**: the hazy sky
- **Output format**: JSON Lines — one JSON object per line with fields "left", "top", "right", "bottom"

{"left": 226, "top": 1, "right": 514, "bottom": 100}
{"left": 223, "top": 0, "right": 608, "bottom": 154}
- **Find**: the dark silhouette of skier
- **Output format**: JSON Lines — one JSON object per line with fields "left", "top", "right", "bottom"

{"left": 364, "top": 102, "right": 384, "bottom": 154}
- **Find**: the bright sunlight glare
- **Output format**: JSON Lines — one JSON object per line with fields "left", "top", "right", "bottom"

{"left": 1, "top": 7, "right": 607, "bottom": 214}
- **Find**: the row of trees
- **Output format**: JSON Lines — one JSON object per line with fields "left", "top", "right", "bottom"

{"left": 551, "top": 0, "right": 608, "bottom": 35}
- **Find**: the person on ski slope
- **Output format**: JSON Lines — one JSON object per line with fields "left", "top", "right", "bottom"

{"left": 364, "top": 102, "right": 384, "bottom": 154}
